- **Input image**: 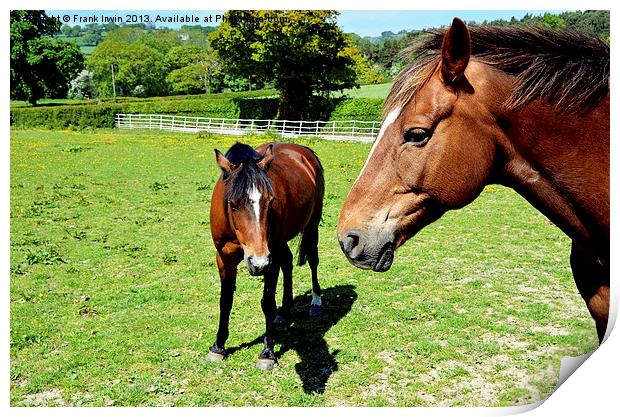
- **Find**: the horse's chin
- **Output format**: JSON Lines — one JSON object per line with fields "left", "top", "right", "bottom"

{"left": 372, "top": 245, "right": 394, "bottom": 272}
{"left": 342, "top": 239, "right": 395, "bottom": 272}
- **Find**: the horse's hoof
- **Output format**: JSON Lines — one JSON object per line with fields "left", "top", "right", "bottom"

{"left": 274, "top": 315, "right": 288, "bottom": 325}
{"left": 256, "top": 358, "right": 276, "bottom": 370}
{"left": 206, "top": 350, "right": 225, "bottom": 362}
{"left": 309, "top": 305, "right": 323, "bottom": 317}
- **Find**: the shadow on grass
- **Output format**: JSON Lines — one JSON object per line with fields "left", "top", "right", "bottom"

{"left": 227, "top": 284, "right": 357, "bottom": 394}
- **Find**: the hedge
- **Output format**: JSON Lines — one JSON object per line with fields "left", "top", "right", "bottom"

{"left": 10, "top": 95, "right": 384, "bottom": 130}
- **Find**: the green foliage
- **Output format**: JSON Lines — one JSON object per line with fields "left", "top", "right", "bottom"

{"left": 165, "top": 46, "right": 223, "bottom": 95}
{"left": 134, "top": 30, "right": 181, "bottom": 55}
{"left": 10, "top": 92, "right": 383, "bottom": 129}
{"left": 165, "top": 46, "right": 208, "bottom": 70}
{"left": 210, "top": 11, "right": 358, "bottom": 119}
{"left": 540, "top": 13, "right": 566, "bottom": 30}
{"left": 330, "top": 98, "right": 383, "bottom": 121}
{"left": 10, "top": 94, "right": 252, "bottom": 129}
{"left": 88, "top": 39, "right": 169, "bottom": 97}
{"left": 10, "top": 10, "right": 85, "bottom": 105}
{"left": 342, "top": 45, "right": 383, "bottom": 85}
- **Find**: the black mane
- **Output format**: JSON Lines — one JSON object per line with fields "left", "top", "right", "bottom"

{"left": 222, "top": 143, "right": 273, "bottom": 203}
{"left": 387, "top": 25, "right": 609, "bottom": 115}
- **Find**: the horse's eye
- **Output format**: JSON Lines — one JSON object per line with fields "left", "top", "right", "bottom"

{"left": 229, "top": 201, "right": 238, "bottom": 211}
{"left": 404, "top": 128, "right": 432, "bottom": 146}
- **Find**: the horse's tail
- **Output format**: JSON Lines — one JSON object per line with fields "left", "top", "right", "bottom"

{"left": 297, "top": 150, "right": 324, "bottom": 267}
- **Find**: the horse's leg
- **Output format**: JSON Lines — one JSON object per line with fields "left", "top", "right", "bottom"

{"left": 304, "top": 225, "right": 323, "bottom": 317}
{"left": 275, "top": 244, "right": 293, "bottom": 325}
{"left": 570, "top": 240, "right": 609, "bottom": 343}
{"left": 257, "top": 257, "right": 281, "bottom": 370}
{"left": 207, "top": 248, "right": 242, "bottom": 361}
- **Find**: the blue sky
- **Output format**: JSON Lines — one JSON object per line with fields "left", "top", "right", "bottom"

{"left": 47, "top": 10, "right": 568, "bottom": 37}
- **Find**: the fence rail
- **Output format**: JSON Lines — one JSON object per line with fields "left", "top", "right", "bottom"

{"left": 115, "top": 114, "right": 379, "bottom": 142}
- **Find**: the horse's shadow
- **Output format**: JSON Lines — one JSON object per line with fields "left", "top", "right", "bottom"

{"left": 227, "top": 284, "right": 357, "bottom": 394}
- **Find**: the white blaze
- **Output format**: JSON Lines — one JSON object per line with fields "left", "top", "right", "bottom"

{"left": 248, "top": 185, "right": 261, "bottom": 221}
{"left": 354, "top": 107, "right": 402, "bottom": 183}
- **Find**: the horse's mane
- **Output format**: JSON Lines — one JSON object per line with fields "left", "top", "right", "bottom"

{"left": 223, "top": 142, "right": 273, "bottom": 203}
{"left": 385, "top": 25, "right": 610, "bottom": 116}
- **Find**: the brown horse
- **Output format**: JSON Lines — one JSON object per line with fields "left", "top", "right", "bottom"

{"left": 207, "top": 142, "right": 325, "bottom": 369}
{"left": 338, "top": 18, "right": 610, "bottom": 342}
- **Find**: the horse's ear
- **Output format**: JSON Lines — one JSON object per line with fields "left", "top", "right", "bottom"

{"left": 440, "top": 17, "right": 471, "bottom": 85}
{"left": 257, "top": 144, "right": 274, "bottom": 170}
{"left": 215, "top": 149, "right": 235, "bottom": 175}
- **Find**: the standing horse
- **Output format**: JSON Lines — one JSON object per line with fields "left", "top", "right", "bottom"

{"left": 208, "top": 142, "right": 325, "bottom": 369}
{"left": 338, "top": 18, "right": 610, "bottom": 342}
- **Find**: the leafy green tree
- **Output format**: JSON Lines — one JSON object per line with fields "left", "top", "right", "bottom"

{"left": 105, "top": 26, "right": 145, "bottom": 44}
{"left": 135, "top": 30, "right": 180, "bottom": 55}
{"left": 210, "top": 10, "right": 357, "bottom": 119}
{"left": 540, "top": 13, "right": 566, "bottom": 30}
{"left": 166, "top": 64, "right": 206, "bottom": 95}
{"left": 165, "top": 45, "right": 223, "bottom": 94}
{"left": 165, "top": 45, "right": 208, "bottom": 70}
{"left": 88, "top": 39, "right": 167, "bottom": 97}
{"left": 341, "top": 45, "right": 382, "bottom": 85}
{"left": 11, "top": 10, "right": 84, "bottom": 104}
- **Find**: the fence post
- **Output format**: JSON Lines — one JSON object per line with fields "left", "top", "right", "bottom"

{"left": 149, "top": 114, "right": 152, "bottom": 129}
{"left": 298, "top": 120, "right": 303, "bottom": 136}
{"left": 315, "top": 120, "right": 320, "bottom": 136}
{"left": 267, "top": 119, "right": 272, "bottom": 131}
{"left": 129, "top": 114, "right": 132, "bottom": 129}
{"left": 282, "top": 120, "right": 286, "bottom": 135}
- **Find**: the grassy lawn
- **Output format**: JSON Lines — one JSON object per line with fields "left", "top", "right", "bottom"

{"left": 340, "top": 83, "right": 393, "bottom": 99}
{"left": 10, "top": 129, "right": 597, "bottom": 406}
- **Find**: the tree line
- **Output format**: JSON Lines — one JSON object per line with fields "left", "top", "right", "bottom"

{"left": 11, "top": 10, "right": 610, "bottom": 118}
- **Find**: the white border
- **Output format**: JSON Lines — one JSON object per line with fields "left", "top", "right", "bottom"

{"left": 3, "top": 1, "right": 618, "bottom": 415}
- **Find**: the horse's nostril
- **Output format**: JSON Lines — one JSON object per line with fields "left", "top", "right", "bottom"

{"left": 341, "top": 230, "right": 365, "bottom": 258}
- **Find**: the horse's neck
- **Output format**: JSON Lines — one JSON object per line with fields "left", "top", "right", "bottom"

{"left": 498, "top": 98, "right": 609, "bottom": 260}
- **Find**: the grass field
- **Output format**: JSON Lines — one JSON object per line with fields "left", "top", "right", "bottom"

{"left": 340, "top": 83, "right": 393, "bottom": 99}
{"left": 10, "top": 129, "right": 598, "bottom": 406}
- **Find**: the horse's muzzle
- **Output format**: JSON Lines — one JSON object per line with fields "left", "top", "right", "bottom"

{"left": 246, "top": 254, "right": 272, "bottom": 276}
{"left": 339, "top": 229, "right": 395, "bottom": 272}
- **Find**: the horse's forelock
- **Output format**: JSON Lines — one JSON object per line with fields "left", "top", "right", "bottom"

{"left": 223, "top": 160, "right": 273, "bottom": 205}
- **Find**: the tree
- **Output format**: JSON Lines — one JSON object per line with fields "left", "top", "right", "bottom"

{"left": 135, "top": 30, "right": 180, "bottom": 55}
{"left": 88, "top": 39, "right": 168, "bottom": 97}
{"left": 11, "top": 10, "right": 85, "bottom": 105}
{"left": 210, "top": 10, "right": 358, "bottom": 119}
{"left": 165, "top": 45, "right": 208, "bottom": 70}
{"left": 68, "top": 70, "right": 97, "bottom": 99}
{"left": 341, "top": 45, "right": 382, "bottom": 85}
{"left": 165, "top": 46, "right": 222, "bottom": 94}
{"left": 540, "top": 13, "right": 566, "bottom": 30}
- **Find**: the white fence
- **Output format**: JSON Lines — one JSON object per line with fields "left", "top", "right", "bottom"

{"left": 115, "top": 114, "right": 379, "bottom": 142}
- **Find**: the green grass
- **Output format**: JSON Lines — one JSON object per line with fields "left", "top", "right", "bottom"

{"left": 340, "top": 83, "right": 393, "bottom": 99}
{"left": 10, "top": 129, "right": 597, "bottom": 406}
